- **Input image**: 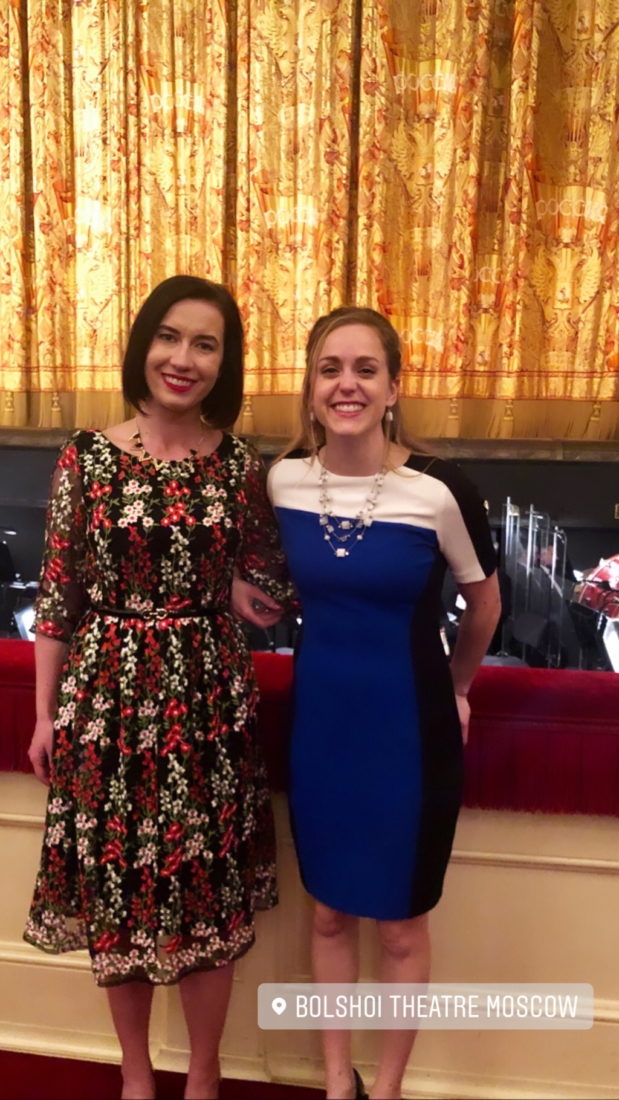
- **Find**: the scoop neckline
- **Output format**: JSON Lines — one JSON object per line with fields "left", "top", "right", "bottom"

{"left": 302, "top": 453, "right": 413, "bottom": 479}
{"left": 94, "top": 428, "right": 227, "bottom": 464}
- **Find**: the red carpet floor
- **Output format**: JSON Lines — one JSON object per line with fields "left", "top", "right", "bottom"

{"left": 0, "top": 1051, "right": 324, "bottom": 1100}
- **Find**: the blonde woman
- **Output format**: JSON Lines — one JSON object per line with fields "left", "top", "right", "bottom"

{"left": 267, "top": 308, "right": 501, "bottom": 1100}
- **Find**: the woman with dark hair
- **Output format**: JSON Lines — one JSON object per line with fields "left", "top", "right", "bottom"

{"left": 268, "top": 307, "right": 501, "bottom": 1100}
{"left": 25, "top": 276, "right": 293, "bottom": 1100}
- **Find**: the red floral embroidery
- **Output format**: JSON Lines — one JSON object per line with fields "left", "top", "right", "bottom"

{"left": 25, "top": 430, "right": 295, "bottom": 986}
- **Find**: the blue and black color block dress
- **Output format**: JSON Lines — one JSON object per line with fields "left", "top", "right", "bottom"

{"left": 268, "top": 452, "right": 496, "bottom": 921}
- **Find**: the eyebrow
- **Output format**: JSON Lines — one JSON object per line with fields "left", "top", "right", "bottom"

{"left": 158, "top": 324, "right": 220, "bottom": 345}
{"left": 318, "top": 355, "right": 380, "bottom": 365}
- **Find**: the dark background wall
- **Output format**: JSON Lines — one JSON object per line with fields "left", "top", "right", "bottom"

{"left": 459, "top": 459, "right": 619, "bottom": 568}
{"left": 0, "top": 448, "right": 57, "bottom": 582}
{"left": 1, "top": 442, "right": 618, "bottom": 584}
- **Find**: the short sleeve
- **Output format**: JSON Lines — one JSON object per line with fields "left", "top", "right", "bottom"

{"left": 32, "top": 435, "right": 89, "bottom": 642}
{"left": 236, "top": 444, "right": 297, "bottom": 609}
{"left": 434, "top": 465, "right": 497, "bottom": 584}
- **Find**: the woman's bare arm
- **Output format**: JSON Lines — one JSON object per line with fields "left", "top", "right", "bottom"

{"left": 35, "top": 633, "right": 68, "bottom": 720}
{"left": 449, "top": 571, "right": 501, "bottom": 743}
{"left": 29, "top": 633, "right": 69, "bottom": 785}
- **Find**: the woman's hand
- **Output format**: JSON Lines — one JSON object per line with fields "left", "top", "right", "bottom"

{"left": 231, "top": 574, "right": 283, "bottom": 628}
{"left": 454, "top": 693, "right": 471, "bottom": 746}
{"left": 449, "top": 572, "right": 500, "bottom": 747}
{"left": 28, "top": 719, "right": 55, "bottom": 786}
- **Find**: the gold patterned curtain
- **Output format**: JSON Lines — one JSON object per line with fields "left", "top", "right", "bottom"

{"left": 354, "top": 0, "right": 619, "bottom": 439}
{"left": 226, "top": 0, "right": 359, "bottom": 434}
{"left": 1, "top": 0, "right": 228, "bottom": 428}
{"left": 1, "top": 0, "right": 619, "bottom": 438}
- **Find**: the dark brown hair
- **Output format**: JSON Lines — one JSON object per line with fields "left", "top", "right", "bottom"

{"left": 122, "top": 275, "right": 244, "bottom": 428}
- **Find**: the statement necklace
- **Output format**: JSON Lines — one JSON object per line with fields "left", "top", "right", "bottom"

{"left": 318, "top": 459, "right": 387, "bottom": 557}
{"left": 129, "top": 424, "right": 204, "bottom": 470}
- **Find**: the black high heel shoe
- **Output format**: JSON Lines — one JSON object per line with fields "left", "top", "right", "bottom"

{"left": 353, "top": 1068, "right": 369, "bottom": 1100}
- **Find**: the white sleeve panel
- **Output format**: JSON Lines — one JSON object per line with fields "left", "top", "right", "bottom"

{"left": 436, "top": 483, "right": 491, "bottom": 584}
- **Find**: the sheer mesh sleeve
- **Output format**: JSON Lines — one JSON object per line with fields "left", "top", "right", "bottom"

{"left": 236, "top": 445, "right": 298, "bottom": 610}
{"left": 32, "top": 437, "right": 89, "bottom": 643}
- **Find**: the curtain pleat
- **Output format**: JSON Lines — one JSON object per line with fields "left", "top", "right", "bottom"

{"left": 0, "top": 2, "right": 26, "bottom": 423}
{"left": 234, "top": 0, "right": 356, "bottom": 395}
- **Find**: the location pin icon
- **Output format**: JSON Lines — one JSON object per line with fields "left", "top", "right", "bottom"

{"left": 272, "top": 997, "right": 287, "bottom": 1015}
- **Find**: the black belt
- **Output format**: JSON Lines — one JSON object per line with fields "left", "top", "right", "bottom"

{"left": 91, "top": 605, "right": 224, "bottom": 620}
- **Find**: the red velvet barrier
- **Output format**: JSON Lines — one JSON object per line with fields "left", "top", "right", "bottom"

{"left": 0, "top": 639, "right": 36, "bottom": 772}
{"left": 2, "top": 640, "right": 618, "bottom": 816}
{"left": 465, "top": 667, "right": 619, "bottom": 815}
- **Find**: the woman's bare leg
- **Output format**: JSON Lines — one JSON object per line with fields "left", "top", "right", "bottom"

{"left": 312, "top": 901, "right": 360, "bottom": 1100}
{"left": 107, "top": 983, "right": 155, "bottom": 1100}
{"left": 370, "top": 913, "right": 431, "bottom": 1100}
{"left": 179, "top": 963, "right": 235, "bottom": 1100}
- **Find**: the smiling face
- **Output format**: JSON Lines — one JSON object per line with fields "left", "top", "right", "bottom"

{"left": 311, "top": 323, "right": 398, "bottom": 444}
{"left": 143, "top": 298, "right": 224, "bottom": 415}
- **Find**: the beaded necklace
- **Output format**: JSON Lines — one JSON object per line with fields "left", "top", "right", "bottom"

{"left": 317, "top": 459, "right": 387, "bottom": 558}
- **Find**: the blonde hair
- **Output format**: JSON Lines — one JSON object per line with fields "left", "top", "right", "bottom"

{"left": 277, "top": 307, "right": 427, "bottom": 462}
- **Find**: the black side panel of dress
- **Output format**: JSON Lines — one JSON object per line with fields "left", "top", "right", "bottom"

{"left": 407, "top": 552, "right": 464, "bottom": 917}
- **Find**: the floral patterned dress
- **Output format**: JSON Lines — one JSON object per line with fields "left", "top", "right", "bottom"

{"left": 24, "top": 429, "right": 293, "bottom": 986}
